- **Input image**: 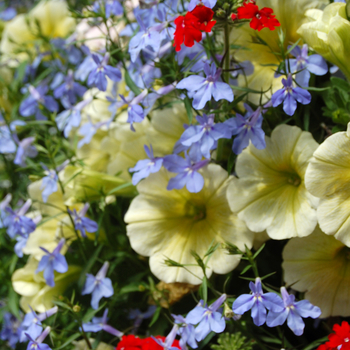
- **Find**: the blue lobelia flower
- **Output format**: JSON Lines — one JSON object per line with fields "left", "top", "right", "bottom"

{"left": 186, "top": 294, "right": 227, "bottom": 342}
{"left": 177, "top": 63, "right": 234, "bottom": 110}
{"left": 286, "top": 44, "right": 328, "bottom": 87}
{"left": 225, "top": 105, "right": 266, "bottom": 155}
{"left": 19, "top": 85, "right": 58, "bottom": 120}
{"left": 53, "top": 70, "right": 87, "bottom": 109}
{"left": 0, "top": 125, "right": 16, "bottom": 154}
{"left": 271, "top": 74, "right": 311, "bottom": 116}
{"left": 175, "top": 114, "right": 231, "bottom": 160}
{"left": 0, "top": 312, "right": 22, "bottom": 349}
{"left": 25, "top": 326, "right": 51, "bottom": 350}
{"left": 19, "top": 306, "right": 58, "bottom": 343}
{"left": 119, "top": 90, "right": 148, "bottom": 131}
{"left": 88, "top": 53, "right": 121, "bottom": 91}
{"left": 0, "top": 194, "right": 12, "bottom": 229}
{"left": 56, "top": 97, "right": 92, "bottom": 138}
{"left": 14, "top": 137, "right": 38, "bottom": 167}
{"left": 188, "top": 0, "right": 217, "bottom": 11}
{"left": 82, "top": 261, "right": 114, "bottom": 310}
{"left": 130, "top": 145, "right": 163, "bottom": 185}
{"left": 41, "top": 167, "right": 58, "bottom": 203}
{"left": 36, "top": 239, "right": 68, "bottom": 287}
{"left": 163, "top": 153, "right": 209, "bottom": 193}
{"left": 128, "top": 16, "right": 161, "bottom": 63}
{"left": 232, "top": 277, "right": 284, "bottom": 326}
{"left": 4, "top": 200, "right": 36, "bottom": 239}
{"left": 152, "top": 325, "right": 180, "bottom": 350}
{"left": 172, "top": 314, "right": 198, "bottom": 350}
{"left": 128, "top": 305, "right": 157, "bottom": 334}
{"left": 68, "top": 203, "right": 98, "bottom": 238}
{"left": 82, "top": 309, "right": 123, "bottom": 337}
{"left": 0, "top": 6, "right": 16, "bottom": 21}
{"left": 266, "top": 287, "right": 321, "bottom": 336}
{"left": 93, "top": 0, "right": 123, "bottom": 18}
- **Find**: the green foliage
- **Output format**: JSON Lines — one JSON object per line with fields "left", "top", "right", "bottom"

{"left": 211, "top": 332, "right": 254, "bottom": 350}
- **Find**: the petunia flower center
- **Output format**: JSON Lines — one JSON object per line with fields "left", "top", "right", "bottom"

{"left": 286, "top": 173, "right": 301, "bottom": 187}
{"left": 185, "top": 201, "right": 207, "bottom": 221}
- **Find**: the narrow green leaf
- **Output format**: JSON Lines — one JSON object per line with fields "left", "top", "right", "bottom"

{"left": 149, "top": 307, "right": 162, "bottom": 327}
{"left": 125, "top": 70, "right": 141, "bottom": 95}
{"left": 252, "top": 243, "right": 266, "bottom": 259}
{"left": 240, "top": 265, "right": 252, "bottom": 275}
{"left": 184, "top": 97, "right": 193, "bottom": 124}
{"left": 53, "top": 333, "right": 80, "bottom": 350}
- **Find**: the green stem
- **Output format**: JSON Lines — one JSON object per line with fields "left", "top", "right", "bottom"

{"left": 224, "top": 23, "right": 231, "bottom": 84}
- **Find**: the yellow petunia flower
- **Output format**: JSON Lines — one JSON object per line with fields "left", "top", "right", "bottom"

{"left": 297, "top": 2, "right": 350, "bottom": 81}
{"left": 282, "top": 226, "right": 350, "bottom": 317}
{"left": 12, "top": 257, "right": 81, "bottom": 312}
{"left": 125, "top": 164, "right": 254, "bottom": 284}
{"left": 305, "top": 123, "right": 350, "bottom": 246}
{"left": 0, "top": 0, "right": 75, "bottom": 64}
{"left": 230, "top": 0, "right": 328, "bottom": 104}
{"left": 227, "top": 124, "right": 318, "bottom": 239}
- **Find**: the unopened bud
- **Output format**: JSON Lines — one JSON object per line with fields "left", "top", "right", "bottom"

{"left": 139, "top": 285, "right": 146, "bottom": 292}
{"left": 73, "top": 305, "right": 81, "bottom": 312}
{"left": 224, "top": 303, "right": 234, "bottom": 318}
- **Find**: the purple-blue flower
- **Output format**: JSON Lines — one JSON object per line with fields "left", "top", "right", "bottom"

{"left": 68, "top": 203, "right": 98, "bottom": 238}
{"left": 152, "top": 325, "right": 180, "bottom": 350}
{"left": 232, "top": 277, "right": 284, "bottom": 326}
{"left": 163, "top": 153, "right": 209, "bottom": 193}
{"left": 93, "top": 0, "right": 123, "bottom": 17}
{"left": 128, "top": 306, "right": 157, "bottom": 334}
{"left": 36, "top": 239, "right": 68, "bottom": 287}
{"left": 4, "top": 200, "right": 36, "bottom": 239}
{"left": 88, "top": 53, "right": 121, "bottom": 91}
{"left": 82, "top": 309, "right": 123, "bottom": 337}
{"left": 119, "top": 90, "right": 148, "bottom": 131}
{"left": 188, "top": 0, "right": 217, "bottom": 11}
{"left": 225, "top": 105, "right": 266, "bottom": 155}
{"left": 0, "top": 125, "right": 16, "bottom": 154}
{"left": 25, "top": 326, "right": 51, "bottom": 350}
{"left": 19, "top": 306, "right": 58, "bottom": 343}
{"left": 172, "top": 314, "right": 198, "bottom": 350}
{"left": 81, "top": 261, "right": 114, "bottom": 310}
{"left": 175, "top": 114, "right": 231, "bottom": 160}
{"left": 177, "top": 63, "right": 234, "bottom": 110}
{"left": 130, "top": 145, "right": 163, "bottom": 185}
{"left": 14, "top": 137, "right": 38, "bottom": 167}
{"left": 56, "top": 98, "right": 92, "bottom": 138}
{"left": 0, "top": 312, "right": 22, "bottom": 349}
{"left": 266, "top": 287, "right": 321, "bottom": 336}
{"left": 271, "top": 74, "right": 311, "bottom": 116}
{"left": 0, "top": 7, "right": 16, "bottom": 21}
{"left": 53, "top": 70, "right": 87, "bottom": 109}
{"left": 19, "top": 85, "right": 58, "bottom": 120}
{"left": 186, "top": 294, "right": 226, "bottom": 342}
{"left": 128, "top": 16, "right": 161, "bottom": 62}
{"left": 287, "top": 44, "right": 328, "bottom": 87}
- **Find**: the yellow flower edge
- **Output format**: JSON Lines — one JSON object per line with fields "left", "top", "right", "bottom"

{"left": 125, "top": 164, "right": 254, "bottom": 284}
{"left": 283, "top": 226, "right": 350, "bottom": 318}
{"left": 305, "top": 122, "right": 350, "bottom": 246}
{"left": 227, "top": 124, "right": 319, "bottom": 239}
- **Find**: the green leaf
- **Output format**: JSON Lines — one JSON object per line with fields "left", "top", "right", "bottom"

{"left": 149, "top": 306, "right": 162, "bottom": 327}
{"left": 227, "top": 152, "right": 236, "bottom": 175}
{"left": 199, "top": 276, "right": 208, "bottom": 304}
{"left": 125, "top": 70, "right": 141, "bottom": 95}
{"left": 252, "top": 243, "right": 265, "bottom": 259}
{"left": 78, "top": 245, "right": 103, "bottom": 289}
{"left": 106, "top": 182, "right": 136, "bottom": 196}
{"left": 184, "top": 97, "right": 193, "bottom": 124}
{"left": 240, "top": 265, "right": 252, "bottom": 275}
{"left": 53, "top": 333, "right": 81, "bottom": 350}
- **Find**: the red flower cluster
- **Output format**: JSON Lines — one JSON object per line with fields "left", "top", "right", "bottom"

{"left": 232, "top": 0, "right": 280, "bottom": 31}
{"left": 318, "top": 321, "right": 350, "bottom": 350}
{"left": 173, "top": 5, "right": 216, "bottom": 52}
{"left": 116, "top": 335, "right": 181, "bottom": 350}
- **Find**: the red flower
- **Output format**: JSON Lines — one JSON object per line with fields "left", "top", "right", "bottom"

{"left": 173, "top": 5, "right": 216, "bottom": 52}
{"left": 317, "top": 321, "right": 350, "bottom": 350}
{"left": 116, "top": 335, "right": 181, "bottom": 350}
{"left": 235, "top": 1, "right": 280, "bottom": 31}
